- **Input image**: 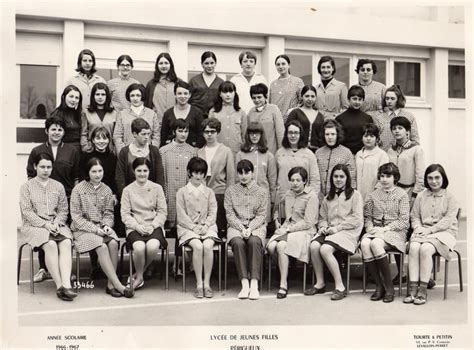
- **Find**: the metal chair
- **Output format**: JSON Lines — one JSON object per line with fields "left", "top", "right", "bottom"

{"left": 17, "top": 243, "right": 35, "bottom": 294}
{"left": 119, "top": 239, "right": 169, "bottom": 291}
{"left": 181, "top": 241, "right": 223, "bottom": 292}
{"left": 307, "top": 252, "right": 353, "bottom": 293}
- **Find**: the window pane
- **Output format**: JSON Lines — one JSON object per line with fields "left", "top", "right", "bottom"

{"left": 448, "top": 65, "right": 465, "bottom": 98}
{"left": 333, "top": 57, "right": 350, "bottom": 86}
{"left": 372, "top": 59, "right": 386, "bottom": 85}
{"left": 96, "top": 68, "right": 153, "bottom": 85}
{"left": 394, "top": 62, "right": 421, "bottom": 96}
{"left": 20, "top": 65, "right": 57, "bottom": 119}
{"left": 286, "top": 54, "right": 312, "bottom": 85}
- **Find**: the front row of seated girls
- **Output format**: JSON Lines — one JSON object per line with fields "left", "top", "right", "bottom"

{"left": 19, "top": 152, "right": 458, "bottom": 304}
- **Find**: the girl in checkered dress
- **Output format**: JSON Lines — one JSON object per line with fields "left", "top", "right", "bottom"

{"left": 71, "top": 157, "right": 133, "bottom": 298}
{"left": 361, "top": 162, "right": 410, "bottom": 303}
{"left": 19, "top": 153, "right": 76, "bottom": 301}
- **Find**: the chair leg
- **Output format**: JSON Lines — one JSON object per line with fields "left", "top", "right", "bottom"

{"left": 29, "top": 246, "right": 34, "bottom": 294}
{"left": 444, "top": 259, "right": 449, "bottom": 300}
{"left": 129, "top": 249, "right": 134, "bottom": 293}
{"left": 165, "top": 247, "right": 169, "bottom": 290}
{"left": 17, "top": 243, "right": 27, "bottom": 286}
{"left": 119, "top": 242, "right": 125, "bottom": 280}
{"left": 346, "top": 254, "right": 350, "bottom": 294}
{"left": 303, "top": 262, "right": 307, "bottom": 292}
{"left": 398, "top": 253, "right": 404, "bottom": 296}
{"left": 182, "top": 245, "right": 186, "bottom": 292}
{"left": 259, "top": 255, "right": 263, "bottom": 291}
{"left": 218, "top": 244, "right": 222, "bottom": 292}
{"left": 267, "top": 254, "right": 272, "bottom": 292}
{"left": 433, "top": 255, "right": 438, "bottom": 281}
{"left": 362, "top": 260, "right": 366, "bottom": 294}
{"left": 75, "top": 250, "right": 80, "bottom": 292}
{"left": 160, "top": 248, "right": 165, "bottom": 281}
{"left": 455, "top": 250, "right": 463, "bottom": 292}
{"left": 224, "top": 243, "right": 228, "bottom": 292}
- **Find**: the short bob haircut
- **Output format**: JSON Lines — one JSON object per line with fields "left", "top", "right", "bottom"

{"left": 84, "top": 157, "right": 103, "bottom": 181}
{"left": 249, "top": 83, "right": 268, "bottom": 98}
{"left": 171, "top": 118, "right": 190, "bottom": 131}
{"left": 288, "top": 166, "right": 308, "bottom": 184}
{"left": 88, "top": 82, "right": 114, "bottom": 113}
{"left": 424, "top": 163, "right": 449, "bottom": 190}
{"left": 213, "top": 81, "right": 241, "bottom": 113}
{"left": 238, "top": 51, "right": 257, "bottom": 65}
{"left": 240, "top": 122, "right": 268, "bottom": 153}
{"left": 117, "top": 54, "right": 134, "bottom": 68}
{"left": 321, "top": 119, "right": 344, "bottom": 146}
{"left": 348, "top": 85, "right": 365, "bottom": 100}
{"left": 362, "top": 123, "right": 381, "bottom": 141}
{"left": 153, "top": 52, "right": 179, "bottom": 83}
{"left": 131, "top": 118, "right": 151, "bottom": 134}
{"left": 377, "top": 162, "right": 401, "bottom": 185}
{"left": 355, "top": 59, "right": 378, "bottom": 74}
{"left": 76, "top": 49, "right": 97, "bottom": 74}
{"left": 317, "top": 56, "right": 336, "bottom": 75}
{"left": 201, "top": 117, "right": 221, "bottom": 133}
{"left": 382, "top": 84, "right": 406, "bottom": 109}
{"left": 91, "top": 126, "right": 112, "bottom": 152}
{"left": 125, "top": 83, "right": 146, "bottom": 102}
{"left": 327, "top": 164, "right": 354, "bottom": 201}
{"left": 187, "top": 156, "right": 208, "bottom": 177}
{"left": 45, "top": 115, "right": 66, "bottom": 131}
{"left": 34, "top": 152, "right": 54, "bottom": 166}
{"left": 201, "top": 51, "right": 217, "bottom": 64}
{"left": 282, "top": 119, "right": 308, "bottom": 149}
{"left": 132, "top": 157, "right": 152, "bottom": 171}
{"left": 390, "top": 116, "right": 411, "bottom": 132}
{"left": 237, "top": 159, "right": 254, "bottom": 174}
{"left": 173, "top": 79, "right": 192, "bottom": 95}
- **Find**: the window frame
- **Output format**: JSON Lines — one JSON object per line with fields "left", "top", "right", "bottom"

{"left": 392, "top": 57, "right": 426, "bottom": 103}
{"left": 448, "top": 60, "right": 465, "bottom": 106}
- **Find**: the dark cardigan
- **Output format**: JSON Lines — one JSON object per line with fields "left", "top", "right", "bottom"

{"left": 160, "top": 105, "right": 205, "bottom": 148}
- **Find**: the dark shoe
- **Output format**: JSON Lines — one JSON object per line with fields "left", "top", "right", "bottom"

{"left": 90, "top": 267, "right": 106, "bottom": 280}
{"left": 427, "top": 278, "right": 436, "bottom": 289}
{"left": 330, "top": 289, "right": 347, "bottom": 301}
{"left": 392, "top": 274, "right": 407, "bottom": 284}
{"left": 304, "top": 285, "right": 326, "bottom": 296}
{"left": 56, "top": 287, "right": 73, "bottom": 301}
{"left": 63, "top": 287, "right": 78, "bottom": 299}
{"left": 106, "top": 287, "right": 123, "bottom": 298}
{"left": 276, "top": 287, "right": 288, "bottom": 299}
{"left": 194, "top": 287, "right": 204, "bottom": 299}
{"left": 204, "top": 287, "right": 214, "bottom": 298}
{"left": 122, "top": 287, "right": 134, "bottom": 298}
{"left": 383, "top": 293, "right": 395, "bottom": 303}
{"left": 370, "top": 287, "right": 385, "bottom": 301}
{"left": 144, "top": 266, "right": 154, "bottom": 281}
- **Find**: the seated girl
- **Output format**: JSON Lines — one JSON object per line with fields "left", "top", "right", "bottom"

{"left": 19, "top": 153, "right": 76, "bottom": 301}
{"left": 305, "top": 164, "right": 363, "bottom": 301}
{"left": 121, "top": 157, "right": 168, "bottom": 290}
{"left": 70, "top": 158, "right": 133, "bottom": 298}
{"left": 176, "top": 157, "right": 221, "bottom": 298}
{"left": 267, "top": 167, "right": 318, "bottom": 299}
{"left": 405, "top": 164, "right": 459, "bottom": 305}
{"left": 361, "top": 162, "right": 410, "bottom": 303}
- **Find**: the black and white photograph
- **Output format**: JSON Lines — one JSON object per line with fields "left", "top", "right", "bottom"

{"left": 1, "top": 0, "right": 472, "bottom": 349}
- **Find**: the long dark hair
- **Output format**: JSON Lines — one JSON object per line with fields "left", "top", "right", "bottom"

{"left": 76, "top": 49, "right": 97, "bottom": 76}
{"left": 53, "top": 85, "right": 83, "bottom": 123}
{"left": 153, "top": 52, "right": 178, "bottom": 83}
{"left": 327, "top": 164, "right": 354, "bottom": 201}
{"left": 88, "top": 82, "right": 114, "bottom": 113}
{"left": 240, "top": 122, "right": 268, "bottom": 153}
{"left": 213, "top": 81, "right": 241, "bottom": 113}
{"left": 282, "top": 119, "right": 307, "bottom": 149}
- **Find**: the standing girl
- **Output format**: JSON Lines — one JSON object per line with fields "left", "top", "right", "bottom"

{"left": 108, "top": 54, "right": 140, "bottom": 112}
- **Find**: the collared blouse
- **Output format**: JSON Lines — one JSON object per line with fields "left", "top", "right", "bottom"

{"left": 279, "top": 187, "right": 318, "bottom": 234}
{"left": 230, "top": 73, "right": 268, "bottom": 114}
{"left": 355, "top": 146, "right": 389, "bottom": 201}
{"left": 269, "top": 75, "right": 304, "bottom": 120}
{"left": 209, "top": 106, "right": 247, "bottom": 156}
{"left": 247, "top": 103, "right": 284, "bottom": 155}
{"left": 316, "top": 78, "right": 350, "bottom": 118}
{"left": 197, "top": 143, "right": 235, "bottom": 195}
{"left": 113, "top": 107, "right": 161, "bottom": 154}
{"left": 387, "top": 140, "right": 425, "bottom": 194}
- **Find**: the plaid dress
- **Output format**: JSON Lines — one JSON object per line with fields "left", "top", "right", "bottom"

{"left": 159, "top": 141, "right": 197, "bottom": 226}
{"left": 19, "top": 178, "right": 72, "bottom": 248}
{"left": 363, "top": 187, "right": 410, "bottom": 252}
{"left": 70, "top": 180, "right": 118, "bottom": 253}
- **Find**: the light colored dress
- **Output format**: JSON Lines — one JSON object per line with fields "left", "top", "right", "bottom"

{"left": 108, "top": 76, "right": 140, "bottom": 112}
{"left": 315, "top": 78, "right": 349, "bottom": 118}
{"left": 19, "top": 178, "right": 72, "bottom": 248}
{"left": 312, "top": 190, "right": 364, "bottom": 254}
{"left": 230, "top": 72, "right": 267, "bottom": 114}
{"left": 247, "top": 103, "right": 284, "bottom": 156}
{"left": 355, "top": 146, "right": 389, "bottom": 201}
{"left": 209, "top": 106, "right": 247, "bottom": 157}
{"left": 66, "top": 73, "right": 106, "bottom": 111}
{"left": 357, "top": 80, "right": 386, "bottom": 116}
{"left": 80, "top": 110, "right": 117, "bottom": 153}
{"left": 268, "top": 187, "right": 318, "bottom": 263}
{"left": 176, "top": 182, "right": 219, "bottom": 246}
{"left": 410, "top": 189, "right": 459, "bottom": 259}
{"left": 372, "top": 108, "right": 420, "bottom": 151}
{"left": 269, "top": 75, "right": 304, "bottom": 121}
{"left": 70, "top": 180, "right": 119, "bottom": 253}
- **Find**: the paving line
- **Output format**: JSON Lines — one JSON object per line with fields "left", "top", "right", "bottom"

{"left": 17, "top": 283, "right": 468, "bottom": 317}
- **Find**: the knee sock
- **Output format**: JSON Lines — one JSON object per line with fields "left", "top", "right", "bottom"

{"left": 408, "top": 281, "right": 419, "bottom": 296}
{"left": 376, "top": 256, "right": 394, "bottom": 295}
{"left": 418, "top": 281, "right": 428, "bottom": 298}
{"left": 366, "top": 260, "right": 383, "bottom": 291}
{"left": 38, "top": 249, "right": 47, "bottom": 270}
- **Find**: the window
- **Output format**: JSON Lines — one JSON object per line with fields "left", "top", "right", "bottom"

{"left": 372, "top": 59, "right": 387, "bottom": 85}
{"left": 96, "top": 68, "right": 153, "bottom": 85}
{"left": 20, "top": 65, "right": 57, "bottom": 119}
{"left": 394, "top": 62, "right": 421, "bottom": 97}
{"left": 448, "top": 65, "right": 465, "bottom": 99}
{"left": 333, "top": 57, "right": 350, "bottom": 87}
{"left": 286, "top": 54, "right": 312, "bottom": 85}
